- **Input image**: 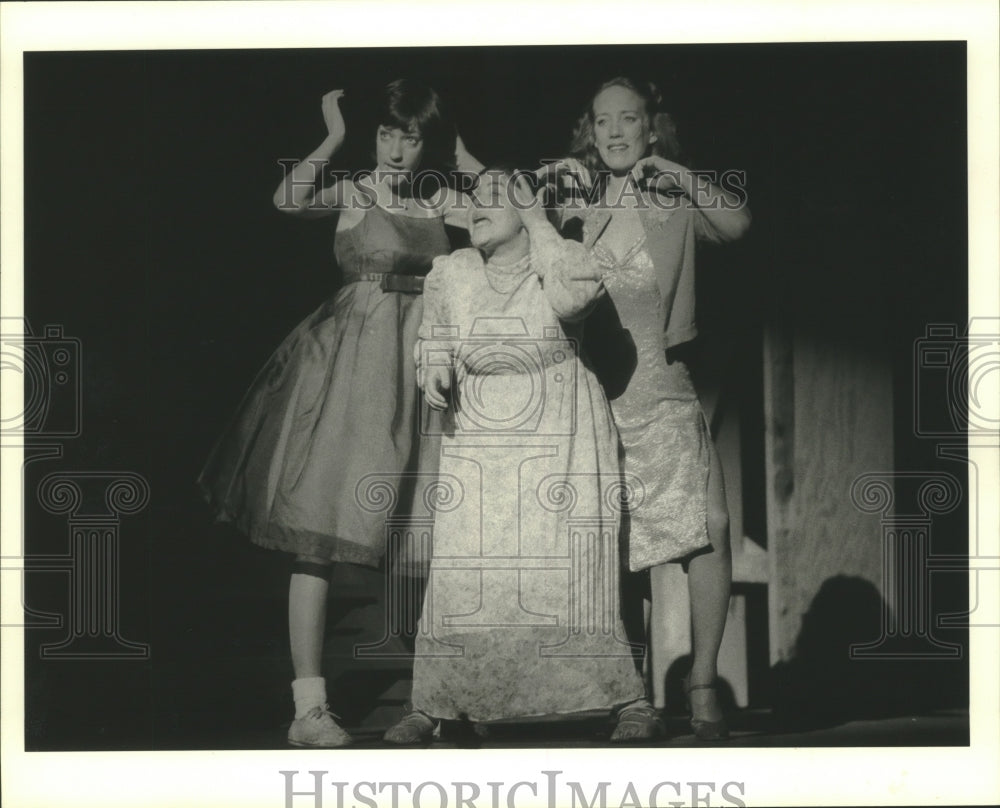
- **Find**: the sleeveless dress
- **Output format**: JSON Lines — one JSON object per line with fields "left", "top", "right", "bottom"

{"left": 590, "top": 236, "right": 711, "bottom": 570}
{"left": 198, "top": 203, "right": 449, "bottom": 567}
{"left": 408, "top": 233, "right": 646, "bottom": 722}
{"left": 560, "top": 193, "right": 725, "bottom": 570}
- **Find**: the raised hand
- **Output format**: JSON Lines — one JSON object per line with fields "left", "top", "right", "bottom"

{"left": 455, "top": 133, "right": 485, "bottom": 175}
{"left": 629, "top": 155, "right": 683, "bottom": 191}
{"left": 537, "top": 157, "right": 593, "bottom": 194}
{"left": 321, "top": 90, "right": 347, "bottom": 148}
{"left": 510, "top": 172, "right": 549, "bottom": 231}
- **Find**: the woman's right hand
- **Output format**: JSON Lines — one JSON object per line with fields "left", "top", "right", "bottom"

{"left": 511, "top": 173, "right": 549, "bottom": 232}
{"left": 321, "top": 89, "right": 347, "bottom": 147}
{"left": 537, "top": 157, "right": 592, "bottom": 194}
{"left": 422, "top": 365, "right": 451, "bottom": 411}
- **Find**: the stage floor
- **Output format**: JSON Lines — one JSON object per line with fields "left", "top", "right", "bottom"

{"left": 162, "top": 708, "right": 969, "bottom": 750}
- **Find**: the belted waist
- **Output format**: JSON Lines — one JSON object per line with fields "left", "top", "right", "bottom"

{"left": 347, "top": 273, "right": 425, "bottom": 293}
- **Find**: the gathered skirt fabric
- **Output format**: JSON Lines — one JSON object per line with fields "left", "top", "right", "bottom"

{"left": 198, "top": 204, "right": 450, "bottom": 566}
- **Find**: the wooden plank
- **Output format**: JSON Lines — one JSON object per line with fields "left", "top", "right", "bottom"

{"left": 781, "top": 329, "right": 892, "bottom": 655}
{"left": 733, "top": 535, "right": 770, "bottom": 584}
{"left": 762, "top": 322, "right": 796, "bottom": 664}
{"left": 763, "top": 321, "right": 893, "bottom": 661}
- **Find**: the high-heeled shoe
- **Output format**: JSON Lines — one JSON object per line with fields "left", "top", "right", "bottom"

{"left": 682, "top": 675, "right": 730, "bottom": 742}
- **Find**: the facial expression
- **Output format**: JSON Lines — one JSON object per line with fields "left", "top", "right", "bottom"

{"left": 375, "top": 124, "right": 424, "bottom": 182}
{"left": 468, "top": 173, "right": 523, "bottom": 253}
{"left": 592, "top": 85, "right": 654, "bottom": 173}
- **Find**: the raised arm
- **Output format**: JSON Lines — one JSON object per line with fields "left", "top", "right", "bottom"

{"left": 531, "top": 226, "right": 605, "bottom": 322}
{"left": 432, "top": 133, "right": 486, "bottom": 229}
{"left": 455, "top": 134, "right": 485, "bottom": 177}
{"left": 535, "top": 157, "right": 594, "bottom": 223}
{"left": 631, "top": 156, "right": 751, "bottom": 243}
{"left": 513, "top": 175, "right": 605, "bottom": 322}
{"left": 272, "top": 90, "right": 355, "bottom": 219}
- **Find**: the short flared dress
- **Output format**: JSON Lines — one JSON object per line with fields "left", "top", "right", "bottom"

{"left": 198, "top": 203, "right": 449, "bottom": 567}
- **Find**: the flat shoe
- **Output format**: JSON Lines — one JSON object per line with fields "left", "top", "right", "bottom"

{"left": 287, "top": 705, "right": 352, "bottom": 748}
{"left": 610, "top": 699, "right": 665, "bottom": 743}
{"left": 383, "top": 711, "right": 437, "bottom": 744}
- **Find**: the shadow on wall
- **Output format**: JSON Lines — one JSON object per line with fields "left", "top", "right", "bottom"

{"left": 767, "top": 574, "right": 968, "bottom": 731}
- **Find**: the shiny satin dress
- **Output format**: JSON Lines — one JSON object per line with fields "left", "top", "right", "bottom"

{"left": 590, "top": 235, "right": 711, "bottom": 570}
{"left": 199, "top": 203, "right": 448, "bottom": 566}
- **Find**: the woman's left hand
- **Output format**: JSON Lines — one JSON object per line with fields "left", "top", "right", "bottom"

{"left": 455, "top": 133, "right": 485, "bottom": 175}
{"left": 630, "top": 155, "right": 686, "bottom": 192}
{"left": 511, "top": 173, "right": 549, "bottom": 231}
{"left": 631, "top": 155, "right": 751, "bottom": 242}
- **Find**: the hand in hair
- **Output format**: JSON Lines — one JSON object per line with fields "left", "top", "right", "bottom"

{"left": 629, "top": 155, "right": 683, "bottom": 192}
{"left": 510, "top": 173, "right": 550, "bottom": 232}
{"left": 629, "top": 154, "right": 751, "bottom": 240}
{"left": 455, "top": 133, "right": 485, "bottom": 175}
{"left": 536, "top": 158, "right": 592, "bottom": 194}
{"left": 321, "top": 89, "right": 347, "bottom": 149}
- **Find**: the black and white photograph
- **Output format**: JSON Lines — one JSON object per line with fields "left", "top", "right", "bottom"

{"left": 2, "top": 2, "right": 998, "bottom": 807}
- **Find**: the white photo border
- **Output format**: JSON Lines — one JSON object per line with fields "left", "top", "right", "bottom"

{"left": 2, "top": 2, "right": 998, "bottom": 807}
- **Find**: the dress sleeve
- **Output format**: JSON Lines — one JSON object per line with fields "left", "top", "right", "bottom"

{"left": 529, "top": 222, "right": 606, "bottom": 323}
{"left": 414, "top": 256, "right": 459, "bottom": 387}
{"left": 691, "top": 203, "right": 725, "bottom": 244}
{"left": 690, "top": 197, "right": 751, "bottom": 244}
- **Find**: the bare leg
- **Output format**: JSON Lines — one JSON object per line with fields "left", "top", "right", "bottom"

{"left": 684, "top": 441, "right": 732, "bottom": 722}
{"left": 289, "top": 554, "right": 332, "bottom": 679}
{"left": 609, "top": 579, "right": 663, "bottom": 742}
{"left": 286, "top": 554, "right": 351, "bottom": 747}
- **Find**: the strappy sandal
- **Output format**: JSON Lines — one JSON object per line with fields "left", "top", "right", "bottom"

{"left": 683, "top": 675, "right": 730, "bottom": 742}
{"left": 610, "top": 698, "right": 665, "bottom": 743}
{"left": 383, "top": 710, "right": 437, "bottom": 745}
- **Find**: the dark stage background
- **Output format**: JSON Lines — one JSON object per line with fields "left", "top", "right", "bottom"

{"left": 21, "top": 42, "right": 968, "bottom": 749}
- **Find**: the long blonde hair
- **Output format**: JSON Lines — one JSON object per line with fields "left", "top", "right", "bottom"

{"left": 568, "top": 77, "right": 684, "bottom": 177}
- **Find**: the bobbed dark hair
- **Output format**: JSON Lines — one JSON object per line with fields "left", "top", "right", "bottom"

{"left": 568, "top": 76, "right": 684, "bottom": 177}
{"left": 373, "top": 78, "right": 457, "bottom": 182}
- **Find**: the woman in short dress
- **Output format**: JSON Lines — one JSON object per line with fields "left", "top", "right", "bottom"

{"left": 543, "top": 77, "right": 751, "bottom": 741}
{"left": 199, "top": 79, "right": 480, "bottom": 747}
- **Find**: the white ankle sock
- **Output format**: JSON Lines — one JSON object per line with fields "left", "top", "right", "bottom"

{"left": 291, "top": 676, "right": 327, "bottom": 719}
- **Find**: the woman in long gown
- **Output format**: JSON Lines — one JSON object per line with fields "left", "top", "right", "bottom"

{"left": 382, "top": 169, "right": 647, "bottom": 743}
{"left": 198, "top": 79, "right": 480, "bottom": 747}
{"left": 542, "top": 77, "right": 751, "bottom": 741}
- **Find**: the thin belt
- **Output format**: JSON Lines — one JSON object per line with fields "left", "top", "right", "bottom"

{"left": 348, "top": 273, "right": 425, "bottom": 294}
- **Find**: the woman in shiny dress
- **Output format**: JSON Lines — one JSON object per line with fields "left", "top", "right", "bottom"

{"left": 543, "top": 77, "right": 751, "bottom": 741}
